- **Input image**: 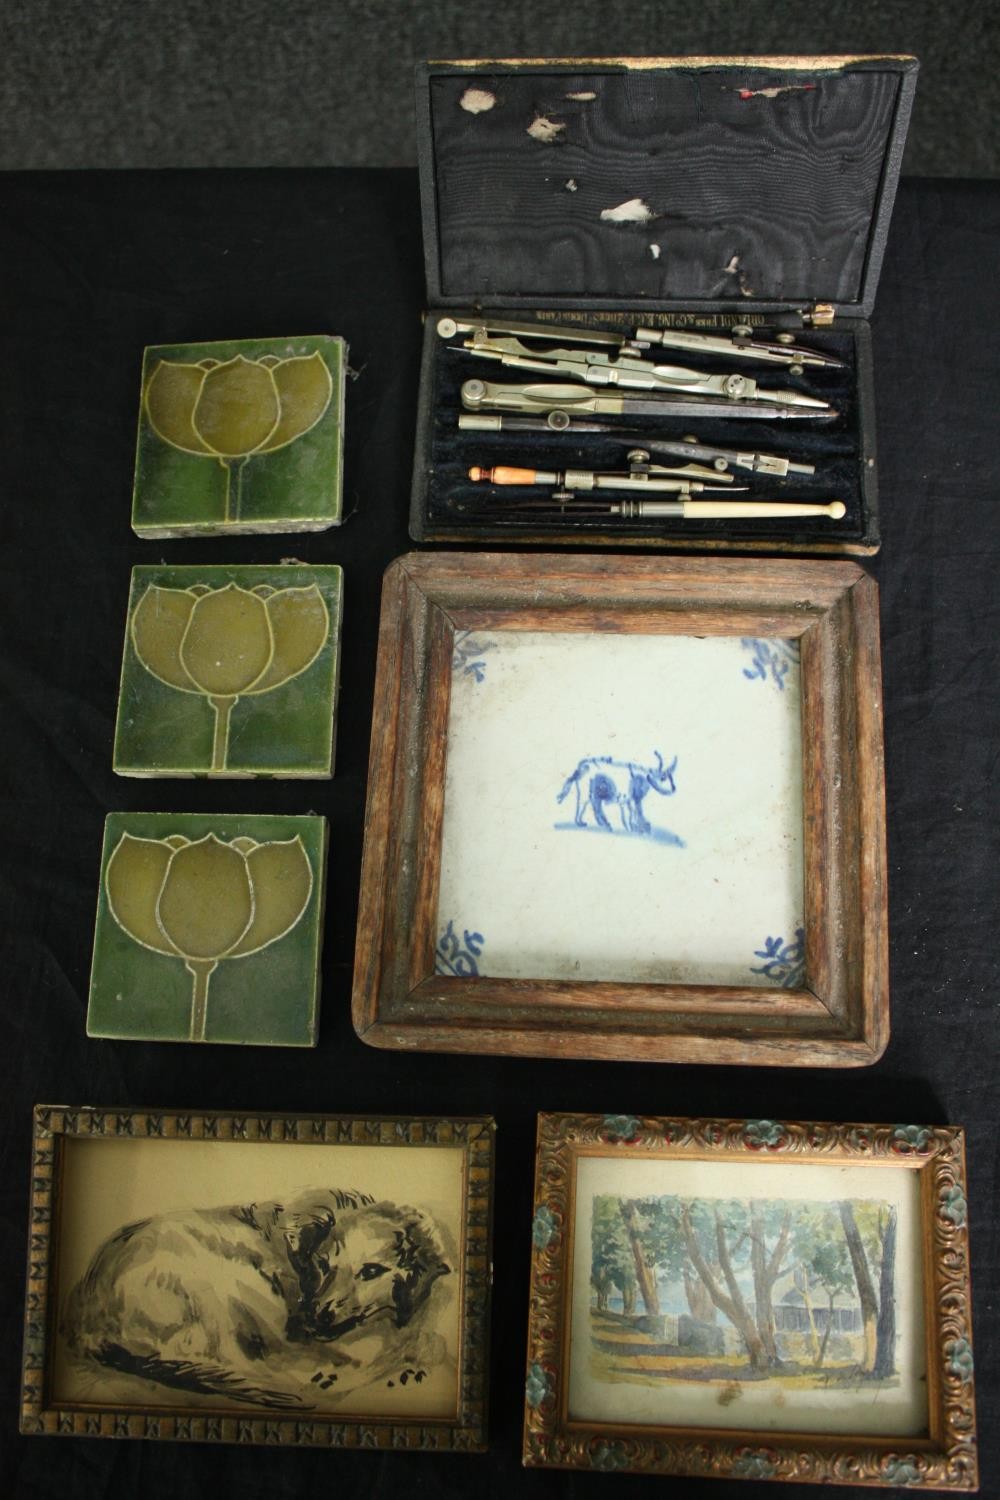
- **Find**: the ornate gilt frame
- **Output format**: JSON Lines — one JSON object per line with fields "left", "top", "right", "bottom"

{"left": 353, "top": 552, "right": 888, "bottom": 1066}
{"left": 20, "top": 1105, "right": 494, "bottom": 1450}
{"left": 524, "top": 1112, "right": 977, "bottom": 1489}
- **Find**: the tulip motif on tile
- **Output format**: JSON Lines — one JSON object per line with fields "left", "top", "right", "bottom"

{"left": 130, "top": 582, "right": 329, "bottom": 771}
{"left": 144, "top": 352, "right": 333, "bottom": 522}
{"left": 105, "top": 831, "right": 313, "bottom": 1041}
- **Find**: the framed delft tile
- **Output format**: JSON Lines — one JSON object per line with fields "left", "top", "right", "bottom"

{"left": 524, "top": 1113, "right": 977, "bottom": 1490}
{"left": 112, "top": 564, "right": 343, "bottom": 779}
{"left": 21, "top": 1107, "right": 493, "bottom": 1449}
{"left": 87, "top": 812, "right": 327, "bottom": 1046}
{"left": 353, "top": 553, "right": 888, "bottom": 1067}
{"left": 131, "top": 335, "right": 347, "bottom": 537}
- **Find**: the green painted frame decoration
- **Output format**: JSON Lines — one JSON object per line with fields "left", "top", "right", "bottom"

{"left": 21, "top": 1107, "right": 494, "bottom": 1450}
{"left": 524, "top": 1112, "right": 977, "bottom": 1490}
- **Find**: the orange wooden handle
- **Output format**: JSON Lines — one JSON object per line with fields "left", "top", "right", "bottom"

{"left": 468, "top": 466, "right": 536, "bottom": 485}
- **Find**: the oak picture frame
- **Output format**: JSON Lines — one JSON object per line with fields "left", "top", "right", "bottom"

{"left": 20, "top": 1106, "right": 494, "bottom": 1451}
{"left": 352, "top": 552, "right": 888, "bottom": 1067}
{"left": 523, "top": 1112, "right": 977, "bottom": 1490}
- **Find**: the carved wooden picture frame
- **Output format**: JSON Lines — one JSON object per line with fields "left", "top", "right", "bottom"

{"left": 353, "top": 552, "right": 888, "bottom": 1066}
{"left": 21, "top": 1106, "right": 494, "bottom": 1450}
{"left": 524, "top": 1113, "right": 976, "bottom": 1490}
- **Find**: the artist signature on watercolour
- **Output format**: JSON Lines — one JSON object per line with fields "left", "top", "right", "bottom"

{"left": 555, "top": 752, "right": 684, "bottom": 846}
{"left": 60, "top": 1189, "right": 453, "bottom": 1412}
{"left": 591, "top": 1192, "right": 899, "bottom": 1397}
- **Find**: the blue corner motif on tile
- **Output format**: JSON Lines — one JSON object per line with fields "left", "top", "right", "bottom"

{"left": 554, "top": 751, "right": 684, "bottom": 845}
{"left": 751, "top": 928, "right": 805, "bottom": 988}
{"left": 741, "top": 637, "right": 799, "bottom": 691}
{"left": 435, "top": 920, "right": 484, "bottom": 977}
{"left": 452, "top": 631, "right": 496, "bottom": 684}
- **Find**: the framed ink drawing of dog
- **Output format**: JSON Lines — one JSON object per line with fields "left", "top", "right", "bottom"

{"left": 20, "top": 1106, "right": 494, "bottom": 1449}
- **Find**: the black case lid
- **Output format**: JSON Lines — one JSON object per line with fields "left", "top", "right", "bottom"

{"left": 417, "top": 56, "right": 918, "bottom": 315}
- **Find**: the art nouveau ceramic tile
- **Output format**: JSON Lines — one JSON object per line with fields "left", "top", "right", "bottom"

{"left": 113, "top": 565, "right": 343, "bottom": 778}
{"left": 131, "top": 335, "right": 346, "bottom": 537}
{"left": 436, "top": 632, "right": 803, "bottom": 987}
{"left": 87, "top": 812, "right": 327, "bottom": 1046}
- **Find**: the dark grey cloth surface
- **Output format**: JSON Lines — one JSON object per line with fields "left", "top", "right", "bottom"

{"left": 1, "top": 1, "right": 998, "bottom": 176}
{"left": 0, "top": 168, "right": 997, "bottom": 1498}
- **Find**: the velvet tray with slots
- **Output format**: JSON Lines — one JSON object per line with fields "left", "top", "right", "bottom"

{"left": 409, "top": 55, "right": 918, "bottom": 555}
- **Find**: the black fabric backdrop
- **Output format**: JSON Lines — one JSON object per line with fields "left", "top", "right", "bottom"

{"left": 0, "top": 169, "right": 997, "bottom": 1499}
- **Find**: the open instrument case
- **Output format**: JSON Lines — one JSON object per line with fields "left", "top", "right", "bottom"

{"left": 409, "top": 55, "right": 918, "bottom": 554}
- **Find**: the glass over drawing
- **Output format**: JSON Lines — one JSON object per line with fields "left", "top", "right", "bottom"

{"left": 569, "top": 1156, "right": 927, "bottom": 1439}
{"left": 52, "top": 1137, "right": 464, "bottom": 1419}
{"left": 436, "top": 631, "right": 804, "bottom": 985}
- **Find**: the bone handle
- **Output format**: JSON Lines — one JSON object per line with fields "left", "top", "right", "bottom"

{"left": 681, "top": 499, "right": 847, "bottom": 520}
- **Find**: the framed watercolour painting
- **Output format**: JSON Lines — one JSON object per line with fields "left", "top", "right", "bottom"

{"left": 352, "top": 552, "right": 888, "bottom": 1066}
{"left": 524, "top": 1113, "right": 977, "bottom": 1490}
{"left": 21, "top": 1107, "right": 494, "bottom": 1450}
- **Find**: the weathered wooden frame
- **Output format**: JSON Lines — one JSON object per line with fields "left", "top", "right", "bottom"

{"left": 20, "top": 1105, "right": 494, "bottom": 1450}
{"left": 353, "top": 552, "right": 888, "bottom": 1066}
{"left": 524, "top": 1112, "right": 977, "bottom": 1490}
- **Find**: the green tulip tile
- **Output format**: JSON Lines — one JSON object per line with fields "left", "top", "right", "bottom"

{"left": 87, "top": 812, "right": 328, "bottom": 1046}
{"left": 113, "top": 564, "right": 343, "bottom": 778}
{"left": 131, "top": 335, "right": 347, "bottom": 537}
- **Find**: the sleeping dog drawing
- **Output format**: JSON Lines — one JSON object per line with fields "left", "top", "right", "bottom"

{"left": 61, "top": 1189, "right": 452, "bottom": 1409}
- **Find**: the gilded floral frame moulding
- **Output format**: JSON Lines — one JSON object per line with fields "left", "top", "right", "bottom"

{"left": 523, "top": 1113, "right": 977, "bottom": 1490}
{"left": 21, "top": 1107, "right": 494, "bottom": 1450}
{"left": 352, "top": 552, "right": 888, "bottom": 1067}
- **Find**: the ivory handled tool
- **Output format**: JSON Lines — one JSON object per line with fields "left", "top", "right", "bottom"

{"left": 466, "top": 466, "right": 845, "bottom": 520}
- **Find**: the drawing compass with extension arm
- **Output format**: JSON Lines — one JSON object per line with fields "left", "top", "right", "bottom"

{"left": 450, "top": 331, "right": 832, "bottom": 412}
{"left": 436, "top": 316, "right": 845, "bottom": 370}
{"left": 460, "top": 378, "right": 832, "bottom": 423}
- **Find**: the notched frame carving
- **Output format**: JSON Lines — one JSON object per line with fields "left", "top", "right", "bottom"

{"left": 20, "top": 1106, "right": 494, "bottom": 1451}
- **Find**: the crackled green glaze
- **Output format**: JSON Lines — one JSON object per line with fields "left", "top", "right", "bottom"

{"left": 132, "top": 335, "right": 346, "bottom": 537}
{"left": 87, "top": 812, "right": 327, "bottom": 1046}
{"left": 113, "top": 565, "right": 342, "bottom": 778}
